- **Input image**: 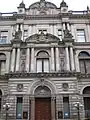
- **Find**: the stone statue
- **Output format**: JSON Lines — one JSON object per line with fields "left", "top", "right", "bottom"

{"left": 14, "top": 30, "right": 22, "bottom": 40}
{"left": 63, "top": 29, "right": 73, "bottom": 39}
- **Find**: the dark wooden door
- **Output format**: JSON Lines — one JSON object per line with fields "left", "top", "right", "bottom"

{"left": 35, "top": 98, "right": 51, "bottom": 120}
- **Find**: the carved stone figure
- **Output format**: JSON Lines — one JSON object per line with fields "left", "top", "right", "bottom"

{"left": 63, "top": 29, "right": 73, "bottom": 39}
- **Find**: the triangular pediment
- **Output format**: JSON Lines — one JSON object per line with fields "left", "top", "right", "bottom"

{"left": 25, "top": 33, "right": 60, "bottom": 43}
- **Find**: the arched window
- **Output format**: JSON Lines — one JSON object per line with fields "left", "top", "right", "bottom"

{"left": 0, "top": 90, "right": 2, "bottom": 111}
{"left": 83, "top": 86, "right": 90, "bottom": 118}
{"left": 36, "top": 51, "right": 49, "bottom": 72}
{"left": 0, "top": 53, "right": 6, "bottom": 75}
{"left": 79, "top": 51, "right": 90, "bottom": 73}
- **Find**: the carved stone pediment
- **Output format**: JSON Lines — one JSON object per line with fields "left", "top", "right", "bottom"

{"left": 25, "top": 32, "right": 60, "bottom": 43}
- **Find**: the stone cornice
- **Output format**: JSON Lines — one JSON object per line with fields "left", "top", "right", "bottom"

{"left": 0, "top": 72, "right": 89, "bottom": 80}
{"left": 0, "top": 13, "right": 90, "bottom": 21}
{"left": 6, "top": 71, "right": 78, "bottom": 78}
{"left": 73, "top": 42, "right": 90, "bottom": 46}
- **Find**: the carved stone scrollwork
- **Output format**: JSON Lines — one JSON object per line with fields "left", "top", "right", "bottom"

{"left": 62, "top": 83, "right": 69, "bottom": 91}
{"left": 40, "top": 78, "right": 45, "bottom": 87}
{"left": 17, "top": 84, "right": 23, "bottom": 92}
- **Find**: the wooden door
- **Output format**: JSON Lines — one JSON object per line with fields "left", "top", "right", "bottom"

{"left": 35, "top": 98, "right": 51, "bottom": 120}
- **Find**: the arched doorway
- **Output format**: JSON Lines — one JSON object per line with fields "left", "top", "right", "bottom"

{"left": 34, "top": 86, "right": 51, "bottom": 120}
{"left": 83, "top": 86, "right": 90, "bottom": 118}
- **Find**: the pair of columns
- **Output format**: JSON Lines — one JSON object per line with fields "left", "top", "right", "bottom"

{"left": 65, "top": 46, "right": 75, "bottom": 71}
{"left": 51, "top": 46, "right": 75, "bottom": 71}
{"left": 11, "top": 48, "right": 20, "bottom": 72}
{"left": 10, "top": 47, "right": 35, "bottom": 72}
{"left": 51, "top": 47, "right": 59, "bottom": 71}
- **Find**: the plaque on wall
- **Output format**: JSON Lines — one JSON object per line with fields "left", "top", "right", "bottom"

{"left": 58, "top": 111, "right": 63, "bottom": 119}
{"left": 17, "top": 84, "right": 23, "bottom": 92}
{"left": 23, "top": 111, "right": 28, "bottom": 119}
{"left": 62, "top": 83, "right": 69, "bottom": 91}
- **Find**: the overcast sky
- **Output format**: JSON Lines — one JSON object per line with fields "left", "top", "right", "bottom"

{"left": 0, "top": 0, "right": 90, "bottom": 13}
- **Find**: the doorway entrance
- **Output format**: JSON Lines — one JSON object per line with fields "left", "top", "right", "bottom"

{"left": 34, "top": 86, "right": 51, "bottom": 120}
{"left": 35, "top": 98, "right": 51, "bottom": 120}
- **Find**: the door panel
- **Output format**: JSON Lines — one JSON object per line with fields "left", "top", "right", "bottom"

{"left": 35, "top": 98, "right": 51, "bottom": 120}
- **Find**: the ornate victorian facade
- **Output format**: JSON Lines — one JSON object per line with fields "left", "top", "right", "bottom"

{"left": 0, "top": 0, "right": 90, "bottom": 120}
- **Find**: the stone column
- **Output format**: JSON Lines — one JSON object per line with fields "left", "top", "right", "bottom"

{"left": 65, "top": 46, "right": 70, "bottom": 71}
{"left": 28, "top": 25, "right": 32, "bottom": 37}
{"left": 86, "top": 24, "right": 90, "bottom": 42}
{"left": 56, "top": 47, "right": 60, "bottom": 71}
{"left": 71, "top": 24, "right": 75, "bottom": 39}
{"left": 63, "top": 23, "right": 65, "bottom": 30}
{"left": 70, "top": 46, "right": 75, "bottom": 71}
{"left": 50, "top": 24, "right": 54, "bottom": 34}
{"left": 6, "top": 52, "right": 10, "bottom": 73}
{"left": 67, "top": 23, "right": 70, "bottom": 31}
{"left": 16, "top": 48, "right": 20, "bottom": 71}
{"left": 26, "top": 48, "right": 30, "bottom": 72}
{"left": 31, "top": 97, "right": 35, "bottom": 120}
{"left": 51, "top": 47, "right": 55, "bottom": 71}
{"left": 51, "top": 97, "right": 56, "bottom": 120}
{"left": 31, "top": 47, "right": 35, "bottom": 72}
{"left": 21, "top": 24, "right": 24, "bottom": 41}
{"left": 11, "top": 48, "right": 16, "bottom": 72}
{"left": 54, "top": 24, "right": 57, "bottom": 36}
{"left": 75, "top": 51, "right": 80, "bottom": 72}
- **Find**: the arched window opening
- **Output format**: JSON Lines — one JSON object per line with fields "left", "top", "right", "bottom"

{"left": 79, "top": 51, "right": 90, "bottom": 73}
{"left": 0, "top": 90, "right": 2, "bottom": 111}
{"left": 36, "top": 51, "right": 49, "bottom": 72}
{"left": 83, "top": 86, "right": 90, "bottom": 118}
{"left": 0, "top": 53, "right": 6, "bottom": 75}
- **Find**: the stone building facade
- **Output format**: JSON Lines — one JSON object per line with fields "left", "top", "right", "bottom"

{"left": 0, "top": 0, "right": 90, "bottom": 120}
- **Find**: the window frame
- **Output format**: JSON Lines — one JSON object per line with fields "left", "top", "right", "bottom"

{"left": 76, "top": 29, "right": 86, "bottom": 42}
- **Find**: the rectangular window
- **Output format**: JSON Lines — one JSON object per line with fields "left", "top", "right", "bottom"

{"left": 38, "top": 29, "right": 47, "bottom": 34}
{"left": 63, "top": 97, "right": 70, "bottom": 119}
{"left": 36, "top": 59, "right": 49, "bottom": 72}
{"left": 24, "top": 30, "right": 28, "bottom": 39}
{"left": 16, "top": 97, "right": 23, "bottom": 119}
{"left": 58, "top": 29, "right": 62, "bottom": 41}
{"left": 77, "top": 29, "right": 86, "bottom": 42}
{"left": 37, "top": 59, "right": 42, "bottom": 72}
{"left": 0, "top": 31, "right": 8, "bottom": 44}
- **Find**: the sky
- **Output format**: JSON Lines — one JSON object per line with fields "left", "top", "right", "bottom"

{"left": 0, "top": 0, "right": 90, "bottom": 13}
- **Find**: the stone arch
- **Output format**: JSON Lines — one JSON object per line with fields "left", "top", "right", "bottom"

{"left": 35, "top": 49, "right": 50, "bottom": 57}
{"left": 82, "top": 86, "right": 90, "bottom": 118}
{"left": 77, "top": 50, "right": 90, "bottom": 57}
{"left": 29, "top": 79, "right": 56, "bottom": 95}
{"left": 78, "top": 51, "right": 90, "bottom": 57}
{"left": 80, "top": 85, "right": 90, "bottom": 94}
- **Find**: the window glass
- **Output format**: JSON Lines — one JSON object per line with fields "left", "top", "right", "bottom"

{"left": 63, "top": 97, "right": 70, "bottom": 119}
{"left": 58, "top": 29, "right": 62, "bottom": 41}
{"left": 0, "top": 31, "right": 8, "bottom": 44}
{"left": 77, "top": 29, "right": 86, "bottom": 42}
{"left": 44, "top": 59, "right": 49, "bottom": 72}
{"left": 37, "top": 59, "right": 42, "bottom": 72}
{"left": 36, "top": 51, "right": 49, "bottom": 72}
{"left": 16, "top": 97, "right": 23, "bottom": 119}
